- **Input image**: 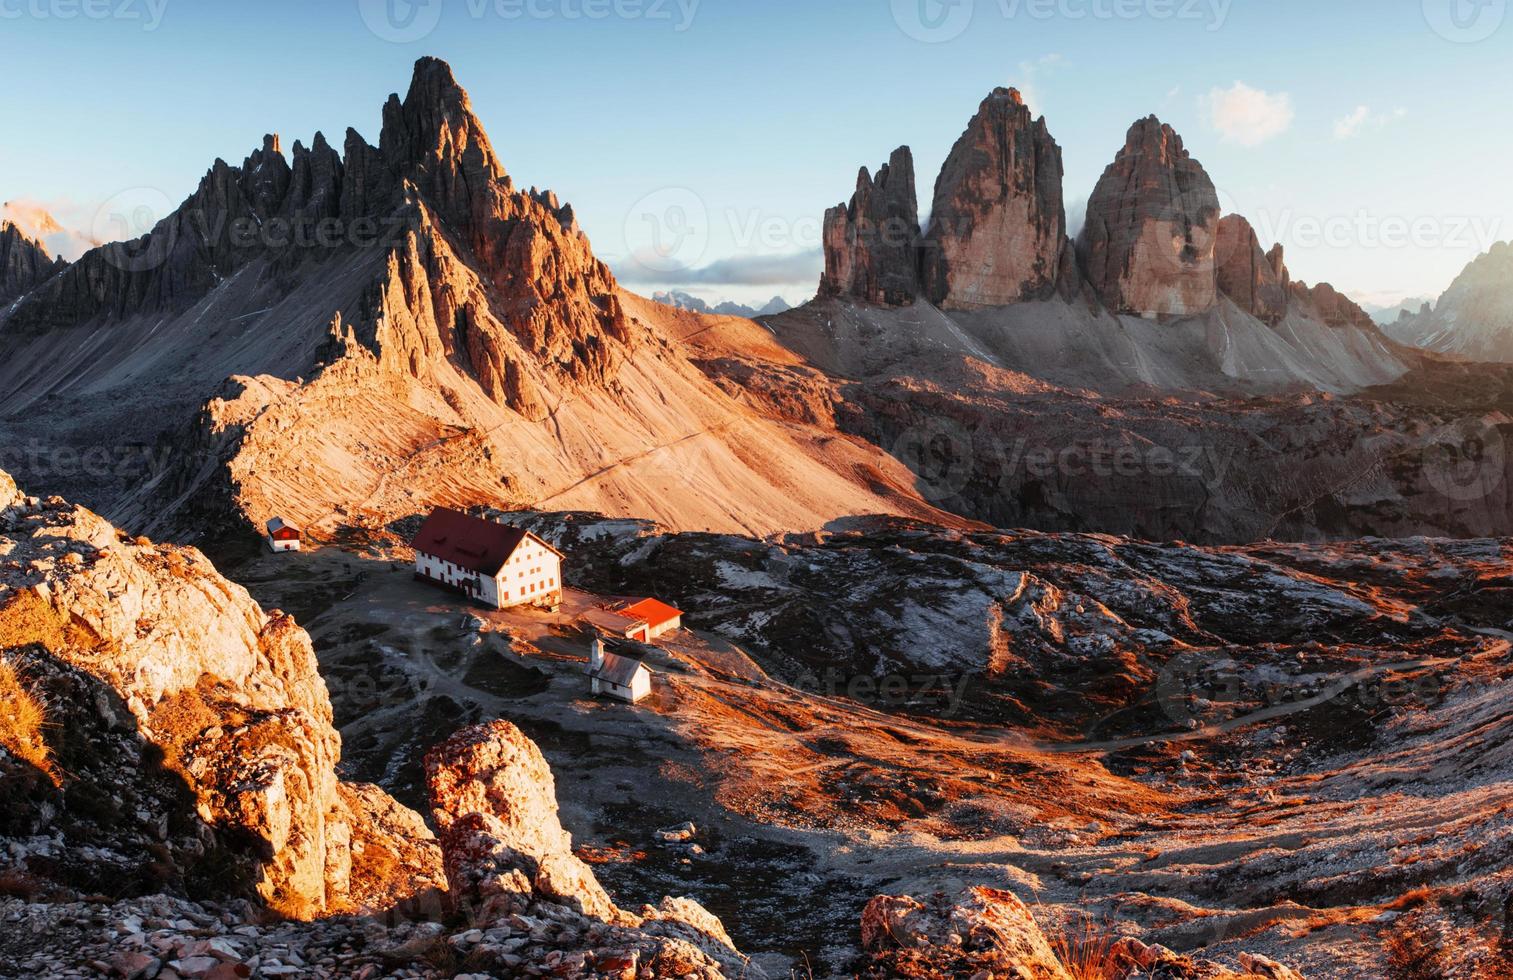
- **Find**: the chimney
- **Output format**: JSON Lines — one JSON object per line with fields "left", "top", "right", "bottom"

{"left": 589, "top": 638, "right": 605, "bottom": 671}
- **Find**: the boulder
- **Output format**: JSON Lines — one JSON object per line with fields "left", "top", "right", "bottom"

{"left": 1078, "top": 116, "right": 1221, "bottom": 317}
{"left": 860, "top": 886, "right": 1075, "bottom": 979}
{"left": 424, "top": 720, "right": 766, "bottom": 977}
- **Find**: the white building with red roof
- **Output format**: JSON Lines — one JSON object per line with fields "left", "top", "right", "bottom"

{"left": 410, "top": 508, "right": 564, "bottom": 611}
{"left": 579, "top": 597, "right": 685, "bottom": 644}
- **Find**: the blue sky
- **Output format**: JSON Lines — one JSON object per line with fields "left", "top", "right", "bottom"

{"left": 2, "top": 0, "right": 1511, "bottom": 307}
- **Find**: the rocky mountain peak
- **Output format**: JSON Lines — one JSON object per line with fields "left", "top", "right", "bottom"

{"left": 1289, "top": 279, "right": 1376, "bottom": 331}
{"left": 0, "top": 218, "right": 65, "bottom": 304}
{"left": 1216, "top": 214, "right": 1287, "bottom": 325}
{"left": 1077, "top": 115, "right": 1220, "bottom": 316}
{"left": 380, "top": 56, "right": 508, "bottom": 221}
{"left": 819, "top": 145, "right": 920, "bottom": 306}
{"left": 4, "top": 57, "right": 628, "bottom": 410}
{"left": 920, "top": 86, "right": 1073, "bottom": 308}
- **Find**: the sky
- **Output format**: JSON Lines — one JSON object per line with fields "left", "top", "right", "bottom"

{"left": 2, "top": 0, "right": 1511, "bottom": 309}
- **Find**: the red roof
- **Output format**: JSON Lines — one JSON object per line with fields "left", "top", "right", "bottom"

{"left": 618, "top": 598, "right": 684, "bottom": 630}
{"left": 410, "top": 509, "right": 550, "bottom": 577}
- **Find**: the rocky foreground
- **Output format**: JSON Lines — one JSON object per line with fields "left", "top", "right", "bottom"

{"left": 0, "top": 473, "right": 1333, "bottom": 977}
{"left": 0, "top": 470, "right": 763, "bottom": 978}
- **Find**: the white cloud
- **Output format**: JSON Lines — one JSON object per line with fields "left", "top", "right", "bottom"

{"left": 1203, "top": 82, "right": 1295, "bottom": 147}
{"left": 1, "top": 198, "right": 98, "bottom": 262}
{"left": 1015, "top": 54, "right": 1066, "bottom": 115}
{"left": 1333, "top": 105, "right": 1408, "bottom": 141}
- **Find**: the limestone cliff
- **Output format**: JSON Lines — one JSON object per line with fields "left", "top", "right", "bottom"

{"left": 1216, "top": 214, "right": 1288, "bottom": 324}
{"left": 0, "top": 220, "right": 64, "bottom": 304}
{"left": 1077, "top": 116, "right": 1221, "bottom": 317}
{"left": 921, "top": 88, "right": 1075, "bottom": 308}
{"left": 819, "top": 146, "right": 920, "bottom": 306}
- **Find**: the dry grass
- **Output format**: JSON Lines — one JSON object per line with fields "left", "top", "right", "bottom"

{"left": 1046, "top": 914, "right": 1128, "bottom": 980}
{"left": 0, "top": 656, "right": 56, "bottom": 781}
{"left": 0, "top": 588, "right": 108, "bottom": 654}
{"left": 1385, "top": 925, "right": 1451, "bottom": 980}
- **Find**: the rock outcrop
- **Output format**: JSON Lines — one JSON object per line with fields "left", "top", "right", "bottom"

{"left": 1289, "top": 280, "right": 1376, "bottom": 331}
{"left": 860, "top": 887, "right": 1075, "bottom": 979}
{"left": 1078, "top": 116, "right": 1221, "bottom": 317}
{"left": 0, "top": 220, "right": 64, "bottom": 303}
{"left": 0, "top": 470, "right": 442, "bottom": 919}
{"left": 859, "top": 886, "right": 1307, "bottom": 979}
{"left": 424, "top": 721, "right": 767, "bottom": 979}
{"left": 819, "top": 146, "right": 921, "bottom": 306}
{"left": 921, "top": 88, "right": 1075, "bottom": 308}
{"left": 1215, "top": 214, "right": 1288, "bottom": 324}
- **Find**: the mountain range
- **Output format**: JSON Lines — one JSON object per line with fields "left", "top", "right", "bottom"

{"left": 1384, "top": 241, "right": 1513, "bottom": 363}
{"left": 4, "top": 56, "right": 1513, "bottom": 980}
{"left": 0, "top": 63, "right": 1509, "bottom": 551}
{"left": 651, "top": 290, "right": 794, "bottom": 318}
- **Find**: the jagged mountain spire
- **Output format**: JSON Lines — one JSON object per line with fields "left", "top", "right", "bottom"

{"left": 380, "top": 56, "right": 509, "bottom": 238}
{"left": 0, "top": 220, "right": 66, "bottom": 304}
{"left": 819, "top": 146, "right": 920, "bottom": 306}
{"left": 921, "top": 86, "right": 1074, "bottom": 309}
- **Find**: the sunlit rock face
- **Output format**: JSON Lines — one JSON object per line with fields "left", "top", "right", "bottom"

{"left": 1078, "top": 116, "right": 1220, "bottom": 317}
{"left": 920, "top": 88, "right": 1075, "bottom": 310}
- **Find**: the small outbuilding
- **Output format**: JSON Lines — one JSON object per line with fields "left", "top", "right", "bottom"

{"left": 616, "top": 598, "right": 684, "bottom": 641}
{"left": 266, "top": 517, "right": 303, "bottom": 553}
{"left": 578, "top": 598, "right": 685, "bottom": 644}
{"left": 587, "top": 638, "right": 653, "bottom": 704}
{"left": 581, "top": 607, "right": 645, "bottom": 640}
